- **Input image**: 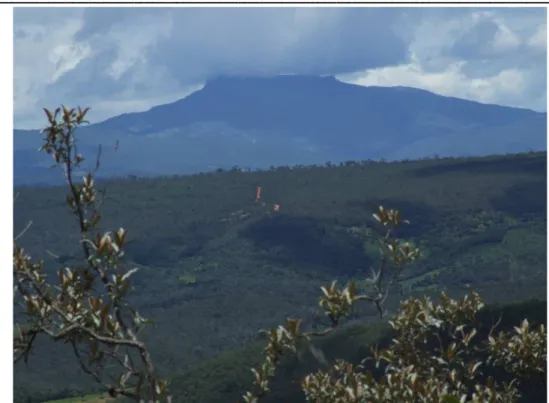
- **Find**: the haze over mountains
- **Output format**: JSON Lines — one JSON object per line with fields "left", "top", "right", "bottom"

{"left": 14, "top": 75, "right": 547, "bottom": 186}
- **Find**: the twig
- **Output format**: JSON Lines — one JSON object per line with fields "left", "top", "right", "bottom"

{"left": 45, "top": 249, "right": 60, "bottom": 259}
{"left": 14, "top": 220, "right": 33, "bottom": 242}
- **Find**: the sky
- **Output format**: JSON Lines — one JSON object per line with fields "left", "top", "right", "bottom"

{"left": 14, "top": 6, "right": 547, "bottom": 129}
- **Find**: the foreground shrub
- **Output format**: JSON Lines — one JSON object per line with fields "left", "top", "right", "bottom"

{"left": 13, "top": 107, "right": 170, "bottom": 402}
{"left": 244, "top": 211, "right": 546, "bottom": 402}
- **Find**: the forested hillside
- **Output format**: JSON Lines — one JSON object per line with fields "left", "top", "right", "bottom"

{"left": 14, "top": 151, "right": 547, "bottom": 401}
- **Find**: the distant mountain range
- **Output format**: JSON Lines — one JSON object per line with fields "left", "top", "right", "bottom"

{"left": 14, "top": 75, "right": 547, "bottom": 186}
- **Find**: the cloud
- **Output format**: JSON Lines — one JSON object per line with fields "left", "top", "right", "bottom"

{"left": 14, "top": 8, "right": 86, "bottom": 125}
{"left": 339, "top": 7, "right": 546, "bottom": 112}
{"left": 14, "top": 7, "right": 547, "bottom": 129}
{"left": 338, "top": 60, "right": 541, "bottom": 111}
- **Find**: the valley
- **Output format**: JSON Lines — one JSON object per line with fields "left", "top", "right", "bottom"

{"left": 14, "top": 151, "right": 547, "bottom": 402}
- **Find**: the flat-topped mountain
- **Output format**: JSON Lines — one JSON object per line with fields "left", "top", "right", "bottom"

{"left": 14, "top": 75, "right": 546, "bottom": 186}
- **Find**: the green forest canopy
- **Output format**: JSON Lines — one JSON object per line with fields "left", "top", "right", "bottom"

{"left": 14, "top": 151, "right": 547, "bottom": 401}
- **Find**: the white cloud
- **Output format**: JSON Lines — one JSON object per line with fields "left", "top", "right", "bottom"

{"left": 491, "top": 19, "right": 521, "bottom": 53}
{"left": 527, "top": 23, "right": 547, "bottom": 52}
{"left": 98, "top": 12, "right": 173, "bottom": 80}
{"left": 14, "top": 11, "right": 87, "bottom": 124}
{"left": 338, "top": 59, "right": 539, "bottom": 111}
{"left": 49, "top": 42, "right": 91, "bottom": 83}
{"left": 339, "top": 8, "right": 546, "bottom": 112}
{"left": 13, "top": 7, "right": 547, "bottom": 129}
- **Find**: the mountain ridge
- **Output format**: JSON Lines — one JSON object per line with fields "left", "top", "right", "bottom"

{"left": 14, "top": 75, "right": 547, "bottom": 186}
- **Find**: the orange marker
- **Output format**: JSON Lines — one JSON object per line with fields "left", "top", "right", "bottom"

{"left": 256, "top": 186, "right": 262, "bottom": 201}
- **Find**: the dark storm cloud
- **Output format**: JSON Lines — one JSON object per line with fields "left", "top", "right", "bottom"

{"left": 450, "top": 19, "right": 501, "bottom": 59}
{"left": 14, "top": 7, "right": 547, "bottom": 128}
{"left": 74, "top": 7, "right": 410, "bottom": 87}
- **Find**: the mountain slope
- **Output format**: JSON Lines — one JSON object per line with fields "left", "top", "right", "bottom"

{"left": 13, "top": 152, "right": 547, "bottom": 400}
{"left": 14, "top": 75, "right": 546, "bottom": 186}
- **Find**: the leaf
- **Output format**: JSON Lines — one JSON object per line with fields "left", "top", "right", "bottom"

{"left": 89, "top": 214, "right": 101, "bottom": 228}
{"left": 347, "top": 281, "right": 357, "bottom": 300}
{"left": 320, "top": 286, "right": 330, "bottom": 298}
{"left": 99, "top": 301, "right": 111, "bottom": 324}
{"left": 58, "top": 269, "right": 65, "bottom": 287}
{"left": 92, "top": 314, "right": 101, "bottom": 328}
{"left": 471, "top": 361, "right": 482, "bottom": 374}
{"left": 121, "top": 267, "right": 139, "bottom": 282}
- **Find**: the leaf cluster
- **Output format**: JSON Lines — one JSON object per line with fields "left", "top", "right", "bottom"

{"left": 14, "top": 107, "right": 170, "bottom": 402}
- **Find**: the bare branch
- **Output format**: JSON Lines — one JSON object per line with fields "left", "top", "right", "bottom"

{"left": 14, "top": 220, "right": 33, "bottom": 242}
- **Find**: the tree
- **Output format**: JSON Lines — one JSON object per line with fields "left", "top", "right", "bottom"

{"left": 243, "top": 208, "right": 546, "bottom": 402}
{"left": 13, "top": 107, "right": 170, "bottom": 402}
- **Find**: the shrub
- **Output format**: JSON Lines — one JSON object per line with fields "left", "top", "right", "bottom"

{"left": 244, "top": 209, "right": 546, "bottom": 402}
{"left": 13, "top": 107, "right": 171, "bottom": 402}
